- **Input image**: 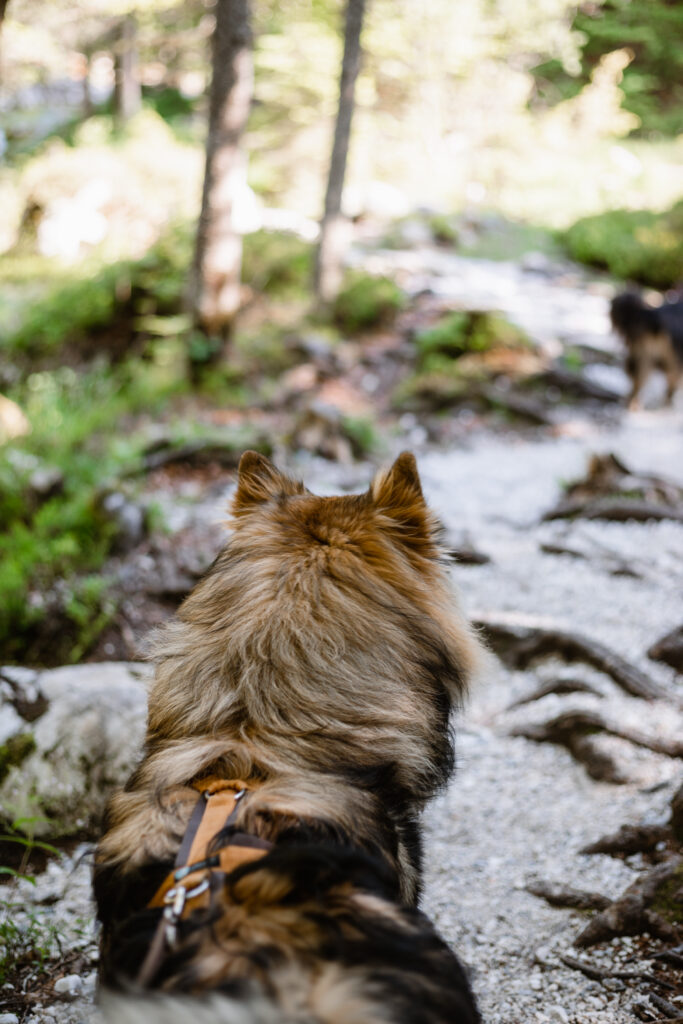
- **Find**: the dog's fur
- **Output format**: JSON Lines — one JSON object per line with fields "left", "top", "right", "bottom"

{"left": 94, "top": 451, "right": 483, "bottom": 1023}
{"left": 610, "top": 291, "right": 683, "bottom": 409}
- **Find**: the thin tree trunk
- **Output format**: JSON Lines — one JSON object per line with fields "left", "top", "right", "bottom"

{"left": 114, "top": 14, "right": 141, "bottom": 122}
{"left": 189, "top": 0, "right": 253, "bottom": 347}
{"left": 314, "top": 0, "right": 366, "bottom": 304}
{"left": 0, "top": 0, "right": 9, "bottom": 30}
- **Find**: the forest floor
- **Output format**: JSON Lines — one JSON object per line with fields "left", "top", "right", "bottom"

{"left": 2, "top": 240, "right": 682, "bottom": 1024}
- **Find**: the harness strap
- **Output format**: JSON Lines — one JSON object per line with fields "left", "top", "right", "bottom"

{"left": 137, "top": 777, "right": 273, "bottom": 988}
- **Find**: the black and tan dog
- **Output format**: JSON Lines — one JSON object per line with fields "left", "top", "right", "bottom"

{"left": 610, "top": 291, "right": 683, "bottom": 409}
{"left": 94, "top": 451, "right": 483, "bottom": 1023}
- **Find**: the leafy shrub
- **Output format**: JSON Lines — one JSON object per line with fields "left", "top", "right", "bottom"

{"left": 332, "top": 273, "right": 404, "bottom": 333}
{"left": 1, "top": 225, "right": 191, "bottom": 359}
{"left": 563, "top": 201, "right": 683, "bottom": 288}
{"left": 416, "top": 311, "right": 529, "bottom": 371}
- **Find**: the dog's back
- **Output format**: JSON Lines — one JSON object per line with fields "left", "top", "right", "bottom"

{"left": 94, "top": 452, "right": 483, "bottom": 1023}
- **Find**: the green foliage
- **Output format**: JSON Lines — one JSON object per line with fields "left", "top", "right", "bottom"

{"left": 563, "top": 200, "right": 683, "bottom": 288}
{"left": 1, "top": 224, "right": 191, "bottom": 360}
{"left": 340, "top": 416, "right": 379, "bottom": 457}
{"left": 416, "top": 311, "right": 529, "bottom": 371}
{"left": 532, "top": 0, "right": 683, "bottom": 138}
{"left": 0, "top": 357, "right": 188, "bottom": 663}
{"left": 0, "top": 902, "right": 61, "bottom": 986}
{"left": 143, "top": 85, "right": 197, "bottom": 123}
{"left": 332, "top": 273, "right": 404, "bottom": 333}
{"left": 242, "top": 230, "right": 313, "bottom": 296}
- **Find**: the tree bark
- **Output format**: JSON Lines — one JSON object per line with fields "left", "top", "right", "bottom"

{"left": 189, "top": 0, "right": 253, "bottom": 346}
{"left": 314, "top": 0, "right": 366, "bottom": 304}
{"left": 114, "top": 14, "right": 142, "bottom": 122}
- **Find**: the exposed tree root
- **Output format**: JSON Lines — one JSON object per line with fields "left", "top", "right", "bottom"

{"left": 574, "top": 856, "right": 683, "bottom": 948}
{"left": 543, "top": 452, "right": 683, "bottom": 523}
{"left": 474, "top": 616, "right": 675, "bottom": 704}
{"left": 581, "top": 824, "right": 671, "bottom": 858}
{"left": 526, "top": 881, "right": 611, "bottom": 911}
{"left": 507, "top": 677, "right": 604, "bottom": 709}
{"left": 649, "top": 625, "right": 683, "bottom": 674}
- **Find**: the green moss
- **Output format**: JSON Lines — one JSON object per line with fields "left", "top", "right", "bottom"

{"left": 332, "top": 273, "right": 404, "bottom": 333}
{"left": 563, "top": 200, "right": 683, "bottom": 289}
{"left": 0, "top": 734, "right": 36, "bottom": 786}
{"left": 415, "top": 311, "right": 530, "bottom": 371}
{"left": 242, "top": 230, "right": 313, "bottom": 296}
{"left": 428, "top": 214, "right": 460, "bottom": 245}
{"left": 651, "top": 864, "right": 683, "bottom": 924}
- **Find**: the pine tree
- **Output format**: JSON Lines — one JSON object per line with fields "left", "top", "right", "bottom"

{"left": 314, "top": 0, "right": 366, "bottom": 304}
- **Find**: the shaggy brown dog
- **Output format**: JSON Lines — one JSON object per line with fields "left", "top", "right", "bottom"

{"left": 94, "top": 451, "right": 483, "bottom": 1023}
{"left": 610, "top": 292, "right": 683, "bottom": 409}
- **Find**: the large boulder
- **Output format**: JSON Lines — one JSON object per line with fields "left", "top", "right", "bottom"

{"left": 0, "top": 662, "right": 149, "bottom": 838}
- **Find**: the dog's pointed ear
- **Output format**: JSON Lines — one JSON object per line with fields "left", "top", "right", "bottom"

{"left": 232, "top": 451, "right": 303, "bottom": 515}
{"left": 370, "top": 453, "right": 438, "bottom": 554}
{"left": 372, "top": 452, "right": 424, "bottom": 509}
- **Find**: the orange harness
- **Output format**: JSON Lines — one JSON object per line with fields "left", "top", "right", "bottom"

{"left": 137, "top": 778, "right": 272, "bottom": 987}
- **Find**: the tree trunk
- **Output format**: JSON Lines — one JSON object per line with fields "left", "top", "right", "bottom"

{"left": 114, "top": 14, "right": 141, "bottom": 122}
{"left": 314, "top": 0, "right": 366, "bottom": 304}
{"left": 0, "top": 0, "right": 9, "bottom": 30}
{"left": 189, "top": 0, "right": 253, "bottom": 347}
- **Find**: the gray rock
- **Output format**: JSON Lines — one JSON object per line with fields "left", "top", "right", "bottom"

{"left": 54, "top": 975, "right": 83, "bottom": 1001}
{"left": 100, "top": 492, "right": 146, "bottom": 553}
{"left": 0, "top": 662, "right": 149, "bottom": 837}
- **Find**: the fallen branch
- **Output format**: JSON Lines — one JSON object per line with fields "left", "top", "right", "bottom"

{"left": 560, "top": 952, "right": 673, "bottom": 988}
{"left": 474, "top": 617, "right": 675, "bottom": 704}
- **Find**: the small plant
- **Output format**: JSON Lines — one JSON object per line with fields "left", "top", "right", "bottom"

{"left": 332, "top": 273, "right": 404, "bottom": 333}
{"left": 341, "top": 416, "right": 379, "bottom": 457}
{"left": 0, "top": 905, "right": 61, "bottom": 986}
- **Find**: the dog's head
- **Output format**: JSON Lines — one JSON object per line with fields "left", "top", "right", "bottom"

{"left": 231, "top": 449, "right": 442, "bottom": 576}
{"left": 610, "top": 291, "right": 659, "bottom": 338}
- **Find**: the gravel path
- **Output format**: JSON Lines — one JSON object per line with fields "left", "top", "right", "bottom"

{"left": 417, "top": 413, "right": 683, "bottom": 1024}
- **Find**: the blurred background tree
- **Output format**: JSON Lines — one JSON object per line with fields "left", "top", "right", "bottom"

{"left": 189, "top": 0, "right": 252, "bottom": 350}
{"left": 314, "top": 0, "right": 366, "bottom": 304}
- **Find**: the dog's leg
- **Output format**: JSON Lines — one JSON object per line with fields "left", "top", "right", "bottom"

{"left": 626, "top": 351, "right": 649, "bottom": 411}
{"left": 664, "top": 353, "right": 681, "bottom": 406}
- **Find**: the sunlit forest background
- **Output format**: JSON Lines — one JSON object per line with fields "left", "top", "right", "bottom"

{"left": 1, "top": 0, "right": 682, "bottom": 667}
